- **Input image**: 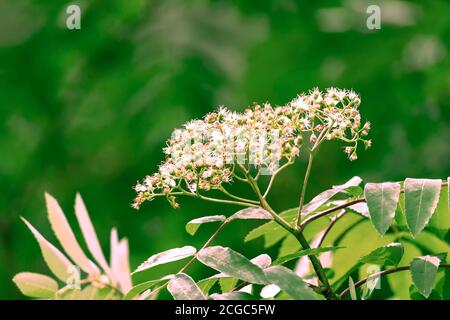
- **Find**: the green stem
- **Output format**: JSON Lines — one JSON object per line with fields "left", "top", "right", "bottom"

{"left": 296, "top": 152, "right": 314, "bottom": 228}
{"left": 242, "top": 167, "right": 337, "bottom": 300}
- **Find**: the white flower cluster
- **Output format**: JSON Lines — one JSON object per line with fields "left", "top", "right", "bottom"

{"left": 133, "top": 88, "right": 370, "bottom": 209}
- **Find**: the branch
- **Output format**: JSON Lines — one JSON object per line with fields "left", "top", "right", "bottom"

{"left": 262, "top": 160, "right": 293, "bottom": 198}
{"left": 300, "top": 198, "right": 365, "bottom": 229}
{"left": 315, "top": 210, "right": 347, "bottom": 248}
{"left": 339, "top": 264, "right": 450, "bottom": 300}
{"left": 300, "top": 179, "right": 449, "bottom": 229}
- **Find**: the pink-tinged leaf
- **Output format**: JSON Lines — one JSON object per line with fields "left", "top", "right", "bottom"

{"left": 21, "top": 217, "right": 73, "bottom": 282}
{"left": 13, "top": 272, "right": 58, "bottom": 298}
{"left": 45, "top": 193, "right": 100, "bottom": 276}
{"left": 110, "top": 228, "right": 132, "bottom": 294}
{"left": 74, "top": 193, "right": 115, "bottom": 284}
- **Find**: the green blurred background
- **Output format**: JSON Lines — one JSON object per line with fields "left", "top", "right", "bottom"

{"left": 0, "top": 0, "right": 449, "bottom": 299}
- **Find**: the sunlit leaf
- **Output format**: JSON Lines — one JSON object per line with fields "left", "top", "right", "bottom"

{"left": 229, "top": 207, "right": 272, "bottom": 221}
{"left": 359, "top": 242, "right": 404, "bottom": 266}
{"left": 21, "top": 217, "right": 73, "bottom": 282}
{"left": 74, "top": 194, "right": 115, "bottom": 283}
{"left": 364, "top": 182, "right": 401, "bottom": 235}
{"left": 274, "top": 246, "right": 343, "bottom": 265}
{"left": 185, "top": 215, "right": 226, "bottom": 236}
{"left": 405, "top": 178, "right": 441, "bottom": 237}
{"left": 123, "top": 276, "right": 172, "bottom": 300}
{"left": 410, "top": 255, "right": 441, "bottom": 298}
{"left": 167, "top": 273, "right": 206, "bottom": 300}
{"left": 13, "top": 272, "right": 58, "bottom": 298}
{"left": 264, "top": 266, "right": 317, "bottom": 300}
{"left": 348, "top": 276, "right": 357, "bottom": 300}
{"left": 45, "top": 193, "right": 100, "bottom": 276}
{"left": 133, "top": 246, "right": 196, "bottom": 274}
{"left": 197, "top": 246, "right": 267, "bottom": 284}
{"left": 110, "top": 228, "right": 132, "bottom": 293}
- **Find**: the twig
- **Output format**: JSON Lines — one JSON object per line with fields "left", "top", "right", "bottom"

{"left": 262, "top": 160, "right": 293, "bottom": 198}
{"left": 296, "top": 152, "right": 314, "bottom": 227}
{"left": 315, "top": 210, "right": 347, "bottom": 248}
{"left": 339, "top": 264, "right": 450, "bottom": 300}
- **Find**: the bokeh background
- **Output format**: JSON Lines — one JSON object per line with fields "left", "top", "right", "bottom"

{"left": 0, "top": 0, "right": 449, "bottom": 298}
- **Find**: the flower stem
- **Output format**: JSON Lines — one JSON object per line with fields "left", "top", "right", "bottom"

{"left": 296, "top": 152, "right": 314, "bottom": 228}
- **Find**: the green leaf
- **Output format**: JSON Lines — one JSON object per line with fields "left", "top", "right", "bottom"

{"left": 123, "top": 276, "right": 172, "bottom": 300}
{"left": 364, "top": 182, "right": 401, "bottom": 235}
{"left": 348, "top": 276, "right": 357, "bottom": 300}
{"left": 301, "top": 176, "right": 362, "bottom": 216}
{"left": 405, "top": 178, "right": 442, "bottom": 237}
{"left": 210, "top": 292, "right": 255, "bottom": 300}
{"left": 409, "top": 285, "right": 442, "bottom": 300}
{"left": 21, "top": 217, "right": 73, "bottom": 282}
{"left": 244, "top": 208, "right": 296, "bottom": 247}
{"left": 133, "top": 246, "right": 196, "bottom": 274}
{"left": 197, "top": 246, "right": 267, "bottom": 284}
{"left": 185, "top": 215, "right": 226, "bottom": 236}
{"left": 264, "top": 266, "right": 317, "bottom": 300}
{"left": 13, "top": 272, "right": 58, "bottom": 298}
{"left": 410, "top": 255, "right": 441, "bottom": 298}
{"left": 167, "top": 273, "right": 206, "bottom": 300}
{"left": 274, "top": 246, "right": 343, "bottom": 265}
{"left": 428, "top": 186, "right": 450, "bottom": 239}
{"left": 197, "top": 277, "right": 218, "bottom": 295}
{"left": 219, "top": 278, "right": 238, "bottom": 293}
{"left": 441, "top": 269, "right": 450, "bottom": 300}
{"left": 359, "top": 242, "right": 404, "bottom": 266}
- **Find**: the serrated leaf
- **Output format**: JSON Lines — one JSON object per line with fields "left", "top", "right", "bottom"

{"left": 13, "top": 272, "right": 58, "bottom": 298}
{"left": 359, "top": 242, "right": 404, "bottom": 266}
{"left": 123, "top": 276, "right": 172, "bottom": 300}
{"left": 364, "top": 182, "right": 401, "bottom": 235}
{"left": 348, "top": 276, "right": 357, "bottom": 300}
{"left": 74, "top": 194, "right": 115, "bottom": 283}
{"left": 347, "top": 202, "right": 370, "bottom": 218}
{"left": 410, "top": 255, "right": 441, "bottom": 298}
{"left": 21, "top": 217, "right": 73, "bottom": 282}
{"left": 45, "top": 193, "right": 100, "bottom": 276}
{"left": 167, "top": 274, "right": 206, "bottom": 300}
{"left": 230, "top": 207, "right": 272, "bottom": 221}
{"left": 197, "top": 246, "right": 267, "bottom": 284}
{"left": 185, "top": 215, "right": 226, "bottom": 236}
{"left": 210, "top": 292, "right": 255, "bottom": 300}
{"left": 301, "top": 176, "right": 362, "bottom": 216}
{"left": 133, "top": 246, "right": 196, "bottom": 274}
{"left": 274, "top": 246, "right": 343, "bottom": 265}
{"left": 405, "top": 178, "right": 441, "bottom": 237}
{"left": 264, "top": 266, "right": 317, "bottom": 300}
{"left": 409, "top": 285, "right": 442, "bottom": 300}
